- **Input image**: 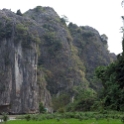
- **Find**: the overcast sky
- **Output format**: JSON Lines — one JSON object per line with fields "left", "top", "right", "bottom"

{"left": 0, "top": 0, "right": 123, "bottom": 54}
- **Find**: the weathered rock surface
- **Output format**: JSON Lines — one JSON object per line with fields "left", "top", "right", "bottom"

{"left": 68, "top": 24, "right": 116, "bottom": 90}
{"left": 0, "top": 9, "right": 39, "bottom": 113}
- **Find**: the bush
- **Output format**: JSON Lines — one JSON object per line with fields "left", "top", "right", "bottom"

{"left": 16, "top": 23, "right": 28, "bottom": 36}
{"left": 25, "top": 114, "right": 31, "bottom": 121}
{"left": 43, "top": 32, "right": 62, "bottom": 55}
{"left": 15, "top": 23, "right": 40, "bottom": 48}
{"left": 82, "top": 31, "right": 94, "bottom": 37}
{"left": 34, "top": 6, "right": 44, "bottom": 12}
{"left": 0, "top": 20, "right": 12, "bottom": 40}
{"left": 39, "top": 102, "right": 46, "bottom": 113}
{"left": 52, "top": 94, "right": 70, "bottom": 112}
{"left": 16, "top": 9, "right": 23, "bottom": 16}
{"left": 2, "top": 112, "right": 9, "bottom": 123}
{"left": 57, "top": 108, "right": 65, "bottom": 113}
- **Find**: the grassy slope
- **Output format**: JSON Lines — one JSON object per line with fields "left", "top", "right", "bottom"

{"left": 8, "top": 119, "right": 122, "bottom": 124}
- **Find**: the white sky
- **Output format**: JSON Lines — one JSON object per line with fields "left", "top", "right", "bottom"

{"left": 0, "top": 0, "right": 124, "bottom": 54}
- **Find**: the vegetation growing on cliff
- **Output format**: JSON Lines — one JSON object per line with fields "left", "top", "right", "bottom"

{"left": 15, "top": 22, "right": 40, "bottom": 48}
{"left": 0, "top": 18, "right": 13, "bottom": 39}
{"left": 43, "top": 32, "right": 62, "bottom": 55}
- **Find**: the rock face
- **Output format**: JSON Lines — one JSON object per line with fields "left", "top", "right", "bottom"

{"left": 0, "top": 7, "right": 116, "bottom": 113}
{"left": 68, "top": 24, "right": 116, "bottom": 90}
{"left": 0, "top": 9, "right": 39, "bottom": 113}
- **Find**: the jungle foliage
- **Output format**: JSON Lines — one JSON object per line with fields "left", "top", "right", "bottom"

{"left": 95, "top": 40, "right": 124, "bottom": 111}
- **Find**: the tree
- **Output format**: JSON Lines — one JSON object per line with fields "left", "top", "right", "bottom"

{"left": 60, "top": 15, "right": 69, "bottom": 25}
{"left": 16, "top": 9, "right": 22, "bottom": 16}
{"left": 95, "top": 56, "right": 124, "bottom": 110}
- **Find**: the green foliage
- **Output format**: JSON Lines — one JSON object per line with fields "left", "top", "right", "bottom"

{"left": 52, "top": 93, "right": 70, "bottom": 112}
{"left": 68, "top": 22, "right": 92, "bottom": 50}
{"left": 44, "top": 32, "right": 59, "bottom": 46}
{"left": 56, "top": 117, "right": 60, "bottom": 121}
{"left": 43, "top": 32, "right": 62, "bottom": 55}
{"left": 16, "top": 9, "right": 22, "bottom": 16}
{"left": 16, "top": 23, "right": 29, "bottom": 46}
{"left": 39, "top": 102, "right": 46, "bottom": 113}
{"left": 0, "top": 20, "right": 13, "bottom": 40}
{"left": 121, "top": 116, "right": 124, "bottom": 124}
{"left": 60, "top": 15, "right": 69, "bottom": 25}
{"left": 15, "top": 23, "right": 40, "bottom": 48}
{"left": 7, "top": 118, "right": 124, "bottom": 124}
{"left": 34, "top": 6, "right": 44, "bottom": 12}
{"left": 16, "top": 23, "right": 28, "bottom": 37}
{"left": 25, "top": 114, "right": 31, "bottom": 121}
{"left": 43, "top": 24, "right": 55, "bottom": 31}
{"left": 14, "top": 111, "right": 124, "bottom": 124}
{"left": 82, "top": 31, "right": 94, "bottom": 37}
{"left": 60, "top": 15, "right": 69, "bottom": 26}
{"left": 60, "top": 18, "right": 66, "bottom": 25}
{"left": 95, "top": 55, "right": 124, "bottom": 111}
{"left": 66, "top": 88, "right": 97, "bottom": 112}
{"left": 57, "top": 108, "right": 66, "bottom": 113}
{"left": 1, "top": 112, "right": 9, "bottom": 123}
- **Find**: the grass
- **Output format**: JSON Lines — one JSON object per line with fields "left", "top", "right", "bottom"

{"left": 8, "top": 119, "right": 122, "bottom": 124}
{"left": 6, "top": 111, "right": 124, "bottom": 124}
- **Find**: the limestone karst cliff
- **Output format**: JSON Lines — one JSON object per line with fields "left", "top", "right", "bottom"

{"left": 0, "top": 6, "right": 116, "bottom": 113}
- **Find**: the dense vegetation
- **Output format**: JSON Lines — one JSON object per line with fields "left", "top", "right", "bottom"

{"left": 95, "top": 40, "right": 124, "bottom": 111}
{"left": 7, "top": 111, "right": 124, "bottom": 124}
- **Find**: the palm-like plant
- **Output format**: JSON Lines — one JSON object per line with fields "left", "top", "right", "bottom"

{"left": 2, "top": 112, "right": 9, "bottom": 123}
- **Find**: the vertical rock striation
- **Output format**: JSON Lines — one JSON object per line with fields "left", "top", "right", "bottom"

{"left": 0, "top": 9, "right": 39, "bottom": 113}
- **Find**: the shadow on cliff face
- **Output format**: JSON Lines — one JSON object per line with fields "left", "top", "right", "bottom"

{"left": 0, "top": 105, "right": 10, "bottom": 113}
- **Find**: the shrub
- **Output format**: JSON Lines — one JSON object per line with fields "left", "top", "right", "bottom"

{"left": 43, "top": 32, "right": 62, "bottom": 55}
{"left": 34, "top": 6, "right": 44, "bottom": 12}
{"left": 0, "top": 20, "right": 12, "bottom": 40}
{"left": 15, "top": 23, "right": 40, "bottom": 48}
{"left": 121, "top": 116, "right": 124, "bottom": 124}
{"left": 56, "top": 117, "right": 60, "bottom": 121}
{"left": 39, "top": 102, "right": 46, "bottom": 113}
{"left": 16, "top": 23, "right": 28, "bottom": 36}
{"left": 57, "top": 107, "right": 66, "bottom": 113}
{"left": 52, "top": 94, "right": 70, "bottom": 112}
{"left": 25, "top": 114, "right": 31, "bottom": 121}
{"left": 82, "top": 31, "right": 94, "bottom": 37}
{"left": 16, "top": 9, "right": 23, "bottom": 16}
{"left": 2, "top": 112, "right": 9, "bottom": 123}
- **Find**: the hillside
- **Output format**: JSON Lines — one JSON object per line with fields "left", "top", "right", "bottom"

{"left": 68, "top": 23, "right": 116, "bottom": 90}
{"left": 0, "top": 6, "right": 116, "bottom": 113}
